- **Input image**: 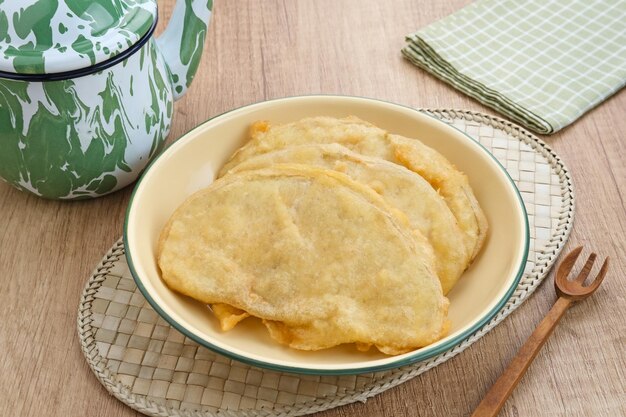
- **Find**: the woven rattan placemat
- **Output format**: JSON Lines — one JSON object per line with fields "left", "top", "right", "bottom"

{"left": 78, "top": 110, "right": 574, "bottom": 417}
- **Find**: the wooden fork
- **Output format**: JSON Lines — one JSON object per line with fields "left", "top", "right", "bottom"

{"left": 471, "top": 246, "right": 609, "bottom": 417}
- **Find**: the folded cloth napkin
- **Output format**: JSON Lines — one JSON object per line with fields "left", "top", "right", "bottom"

{"left": 403, "top": 0, "right": 626, "bottom": 134}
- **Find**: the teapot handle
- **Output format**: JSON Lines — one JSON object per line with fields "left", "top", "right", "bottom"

{"left": 156, "top": 0, "right": 213, "bottom": 100}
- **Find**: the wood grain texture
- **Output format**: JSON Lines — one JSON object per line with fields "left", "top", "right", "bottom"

{"left": 1, "top": 1, "right": 624, "bottom": 416}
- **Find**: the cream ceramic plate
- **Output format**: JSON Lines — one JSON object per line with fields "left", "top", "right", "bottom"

{"left": 124, "top": 96, "right": 529, "bottom": 375}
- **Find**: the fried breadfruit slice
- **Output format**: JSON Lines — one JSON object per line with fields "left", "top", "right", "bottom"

{"left": 387, "top": 134, "right": 489, "bottom": 261}
{"left": 158, "top": 165, "right": 448, "bottom": 354}
{"left": 226, "top": 143, "right": 469, "bottom": 294}
{"left": 219, "top": 116, "right": 487, "bottom": 261}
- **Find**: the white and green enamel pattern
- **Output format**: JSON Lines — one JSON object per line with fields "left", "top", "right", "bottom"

{"left": 0, "top": 0, "right": 157, "bottom": 74}
{"left": 0, "top": 0, "right": 212, "bottom": 199}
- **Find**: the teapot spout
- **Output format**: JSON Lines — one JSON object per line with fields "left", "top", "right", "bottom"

{"left": 156, "top": 0, "right": 212, "bottom": 100}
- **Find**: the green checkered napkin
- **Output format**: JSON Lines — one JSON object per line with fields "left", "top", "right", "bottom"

{"left": 403, "top": 0, "right": 626, "bottom": 134}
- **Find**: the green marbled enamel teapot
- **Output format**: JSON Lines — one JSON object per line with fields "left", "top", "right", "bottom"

{"left": 0, "top": 0, "right": 212, "bottom": 199}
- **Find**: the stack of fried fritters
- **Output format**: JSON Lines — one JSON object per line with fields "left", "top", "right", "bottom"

{"left": 157, "top": 116, "right": 487, "bottom": 355}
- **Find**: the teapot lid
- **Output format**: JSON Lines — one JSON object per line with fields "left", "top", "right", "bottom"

{"left": 0, "top": 0, "right": 157, "bottom": 78}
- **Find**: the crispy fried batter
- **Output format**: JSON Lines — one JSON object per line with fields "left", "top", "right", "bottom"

{"left": 227, "top": 144, "right": 469, "bottom": 294}
{"left": 219, "top": 116, "right": 487, "bottom": 261}
{"left": 211, "top": 303, "right": 250, "bottom": 331}
{"left": 158, "top": 165, "right": 448, "bottom": 354}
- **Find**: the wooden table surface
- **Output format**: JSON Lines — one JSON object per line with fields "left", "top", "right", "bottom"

{"left": 1, "top": 1, "right": 624, "bottom": 416}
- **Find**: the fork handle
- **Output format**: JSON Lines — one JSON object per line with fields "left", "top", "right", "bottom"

{"left": 470, "top": 296, "right": 572, "bottom": 417}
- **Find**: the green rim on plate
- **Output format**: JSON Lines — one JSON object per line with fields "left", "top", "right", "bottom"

{"left": 124, "top": 95, "right": 530, "bottom": 375}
